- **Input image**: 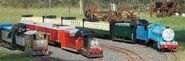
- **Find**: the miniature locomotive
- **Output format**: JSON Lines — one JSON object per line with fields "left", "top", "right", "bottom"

{"left": 0, "top": 24, "right": 49, "bottom": 56}
{"left": 135, "top": 19, "right": 179, "bottom": 50}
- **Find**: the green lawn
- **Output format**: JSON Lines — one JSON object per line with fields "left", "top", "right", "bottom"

{"left": 0, "top": 50, "right": 35, "bottom": 61}
{"left": 0, "top": 7, "right": 84, "bottom": 24}
{"left": 0, "top": 7, "right": 185, "bottom": 61}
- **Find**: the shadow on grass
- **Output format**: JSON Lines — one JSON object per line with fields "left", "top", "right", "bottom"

{"left": 0, "top": 50, "right": 84, "bottom": 61}
{"left": 174, "top": 30, "right": 185, "bottom": 51}
{"left": 34, "top": 56, "right": 85, "bottom": 61}
{"left": 0, "top": 53, "right": 85, "bottom": 61}
{"left": 0, "top": 52, "right": 34, "bottom": 61}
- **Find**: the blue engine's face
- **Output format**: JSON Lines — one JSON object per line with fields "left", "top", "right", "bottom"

{"left": 147, "top": 24, "right": 179, "bottom": 49}
{"left": 148, "top": 24, "right": 175, "bottom": 42}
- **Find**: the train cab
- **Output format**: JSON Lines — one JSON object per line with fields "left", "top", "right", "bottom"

{"left": 58, "top": 26, "right": 103, "bottom": 57}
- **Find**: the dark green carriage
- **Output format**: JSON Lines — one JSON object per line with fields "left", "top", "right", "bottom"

{"left": 110, "top": 22, "right": 135, "bottom": 42}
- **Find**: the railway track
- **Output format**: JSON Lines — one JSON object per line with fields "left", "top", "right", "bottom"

{"left": 163, "top": 52, "right": 179, "bottom": 61}
{"left": 34, "top": 56, "right": 65, "bottom": 61}
{"left": 100, "top": 43, "right": 144, "bottom": 61}
{"left": 171, "top": 52, "right": 178, "bottom": 61}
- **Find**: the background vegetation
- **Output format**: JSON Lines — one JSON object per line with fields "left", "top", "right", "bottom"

{"left": 0, "top": 0, "right": 184, "bottom": 8}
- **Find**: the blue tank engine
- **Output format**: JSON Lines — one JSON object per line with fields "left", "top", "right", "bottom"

{"left": 135, "top": 19, "right": 179, "bottom": 50}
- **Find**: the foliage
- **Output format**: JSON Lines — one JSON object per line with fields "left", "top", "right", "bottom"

{"left": 0, "top": 0, "right": 184, "bottom": 10}
{"left": 1, "top": 0, "right": 79, "bottom": 8}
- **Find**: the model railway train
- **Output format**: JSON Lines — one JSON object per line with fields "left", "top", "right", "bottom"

{"left": 20, "top": 16, "right": 103, "bottom": 58}
{"left": 21, "top": 15, "right": 179, "bottom": 51}
{"left": 0, "top": 24, "right": 49, "bottom": 56}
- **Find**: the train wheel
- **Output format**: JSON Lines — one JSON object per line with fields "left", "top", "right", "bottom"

{"left": 152, "top": 42, "right": 157, "bottom": 49}
{"left": 146, "top": 40, "right": 152, "bottom": 47}
{"left": 153, "top": 42, "right": 161, "bottom": 51}
{"left": 55, "top": 42, "right": 61, "bottom": 47}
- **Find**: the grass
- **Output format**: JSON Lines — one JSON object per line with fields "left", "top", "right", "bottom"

{"left": 0, "top": 7, "right": 185, "bottom": 60}
{"left": 0, "top": 7, "right": 84, "bottom": 24}
{"left": 0, "top": 50, "right": 35, "bottom": 61}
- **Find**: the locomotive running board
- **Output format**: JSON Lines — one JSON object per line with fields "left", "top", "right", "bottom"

{"left": 62, "top": 47, "right": 79, "bottom": 53}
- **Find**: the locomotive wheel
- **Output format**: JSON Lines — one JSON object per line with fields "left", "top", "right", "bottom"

{"left": 55, "top": 42, "right": 61, "bottom": 47}
{"left": 152, "top": 42, "right": 157, "bottom": 49}
{"left": 146, "top": 40, "right": 153, "bottom": 47}
{"left": 153, "top": 41, "right": 161, "bottom": 51}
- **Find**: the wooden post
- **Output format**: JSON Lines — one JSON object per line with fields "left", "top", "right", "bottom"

{"left": 79, "top": 0, "right": 83, "bottom": 15}
{"left": 111, "top": 3, "right": 116, "bottom": 11}
{"left": 48, "top": 0, "right": 51, "bottom": 8}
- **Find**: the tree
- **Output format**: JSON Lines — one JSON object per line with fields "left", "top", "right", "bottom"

{"left": 0, "top": 0, "right": 7, "bottom": 7}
